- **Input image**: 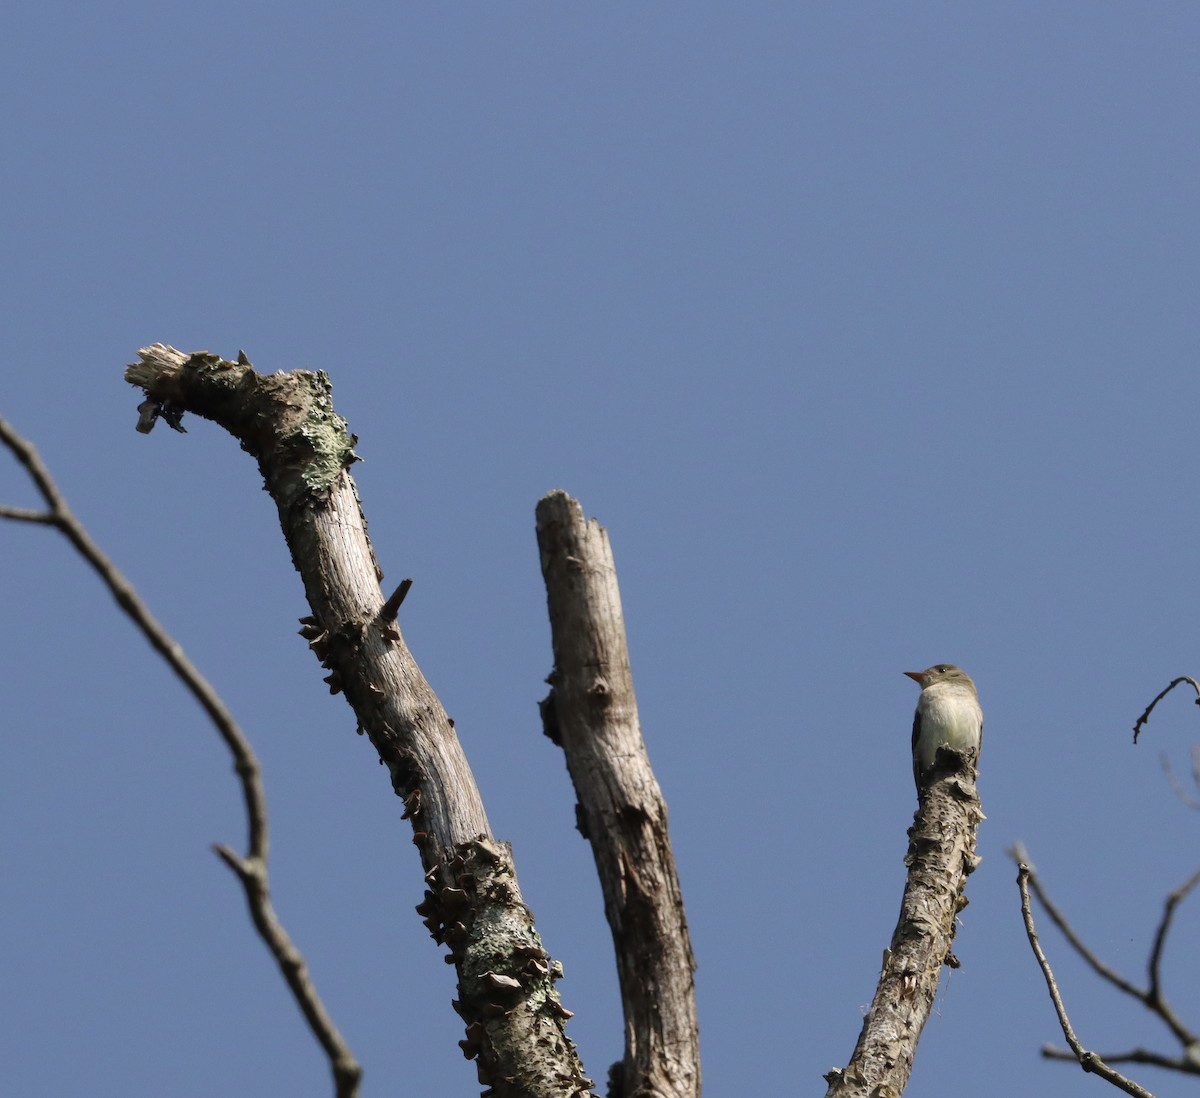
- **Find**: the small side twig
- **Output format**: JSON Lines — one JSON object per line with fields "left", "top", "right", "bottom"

{"left": 0, "top": 417, "right": 361, "bottom": 1098}
{"left": 1159, "top": 748, "right": 1200, "bottom": 810}
{"left": 379, "top": 577, "right": 413, "bottom": 622}
{"left": 1132, "top": 677, "right": 1200, "bottom": 744}
{"left": 1146, "top": 867, "right": 1200, "bottom": 1036}
{"left": 1043, "top": 1045, "right": 1200, "bottom": 1075}
{"left": 1011, "top": 847, "right": 1155, "bottom": 1098}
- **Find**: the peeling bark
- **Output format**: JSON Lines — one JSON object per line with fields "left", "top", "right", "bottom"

{"left": 823, "top": 753, "right": 984, "bottom": 1098}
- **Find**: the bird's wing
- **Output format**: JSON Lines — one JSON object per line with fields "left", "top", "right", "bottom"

{"left": 910, "top": 707, "right": 922, "bottom": 788}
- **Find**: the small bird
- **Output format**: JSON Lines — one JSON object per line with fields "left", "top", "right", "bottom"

{"left": 904, "top": 664, "right": 983, "bottom": 792}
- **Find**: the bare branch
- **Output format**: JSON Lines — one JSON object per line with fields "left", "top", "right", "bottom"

{"left": 1014, "top": 847, "right": 1200, "bottom": 1088}
{"left": 536, "top": 490, "right": 699, "bottom": 1098}
{"left": 124, "top": 348, "right": 590, "bottom": 1098}
{"left": 213, "top": 844, "right": 362, "bottom": 1095}
{"left": 1159, "top": 749, "right": 1200, "bottom": 810}
{"left": 825, "top": 758, "right": 984, "bottom": 1097}
{"left": 1012, "top": 851, "right": 1155, "bottom": 1098}
{"left": 1043, "top": 1044, "right": 1200, "bottom": 1075}
{"left": 1021, "top": 852, "right": 1144, "bottom": 1000}
{"left": 1018, "top": 843, "right": 1200, "bottom": 1058}
{"left": 1145, "top": 867, "right": 1200, "bottom": 1048}
{"left": 0, "top": 415, "right": 362, "bottom": 1098}
{"left": 1132, "top": 677, "right": 1200, "bottom": 744}
{"left": 0, "top": 503, "right": 56, "bottom": 522}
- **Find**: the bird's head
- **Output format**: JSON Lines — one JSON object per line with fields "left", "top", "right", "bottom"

{"left": 904, "top": 664, "right": 975, "bottom": 690}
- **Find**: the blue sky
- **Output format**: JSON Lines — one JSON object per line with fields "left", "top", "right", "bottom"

{"left": 4, "top": 4, "right": 1200, "bottom": 1096}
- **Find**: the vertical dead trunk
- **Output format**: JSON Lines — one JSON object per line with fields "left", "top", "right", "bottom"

{"left": 537, "top": 490, "right": 700, "bottom": 1098}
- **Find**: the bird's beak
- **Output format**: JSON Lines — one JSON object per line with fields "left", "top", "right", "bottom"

{"left": 903, "top": 671, "right": 926, "bottom": 685}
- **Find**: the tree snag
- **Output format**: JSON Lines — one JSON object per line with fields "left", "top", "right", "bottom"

{"left": 824, "top": 751, "right": 984, "bottom": 1097}
{"left": 537, "top": 490, "right": 700, "bottom": 1098}
{"left": 126, "top": 345, "right": 590, "bottom": 1098}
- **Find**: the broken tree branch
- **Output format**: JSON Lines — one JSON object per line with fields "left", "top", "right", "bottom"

{"left": 536, "top": 489, "right": 700, "bottom": 1098}
{"left": 124, "top": 345, "right": 590, "bottom": 1098}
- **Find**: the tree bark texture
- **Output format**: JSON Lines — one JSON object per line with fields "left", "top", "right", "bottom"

{"left": 536, "top": 490, "right": 700, "bottom": 1098}
{"left": 823, "top": 762, "right": 984, "bottom": 1098}
{"left": 125, "top": 346, "right": 591, "bottom": 1098}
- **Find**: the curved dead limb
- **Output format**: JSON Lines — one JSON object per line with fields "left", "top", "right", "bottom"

{"left": 0, "top": 416, "right": 362, "bottom": 1098}
{"left": 1131, "top": 676, "right": 1200, "bottom": 745}
{"left": 1134, "top": 679, "right": 1200, "bottom": 808}
{"left": 124, "top": 345, "right": 590, "bottom": 1098}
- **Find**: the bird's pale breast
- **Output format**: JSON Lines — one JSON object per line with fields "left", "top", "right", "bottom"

{"left": 915, "top": 682, "right": 983, "bottom": 773}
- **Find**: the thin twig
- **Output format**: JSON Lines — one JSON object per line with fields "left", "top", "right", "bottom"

{"left": 0, "top": 416, "right": 361, "bottom": 1098}
{"left": 1011, "top": 848, "right": 1156, "bottom": 1098}
{"left": 1043, "top": 1045, "right": 1200, "bottom": 1075}
{"left": 0, "top": 504, "right": 55, "bottom": 522}
{"left": 0, "top": 419, "right": 268, "bottom": 857}
{"left": 1022, "top": 854, "right": 1143, "bottom": 999}
{"left": 1132, "top": 677, "right": 1200, "bottom": 744}
{"left": 1021, "top": 846, "right": 1199, "bottom": 1053}
{"left": 1145, "top": 867, "right": 1200, "bottom": 1048}
{"left": 1160, "top": 751, "right": 1200, "bottom": 811}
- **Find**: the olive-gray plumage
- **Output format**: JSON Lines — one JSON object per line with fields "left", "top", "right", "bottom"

{"left": 904, "top": 664, "right": 983, "bottom": 791}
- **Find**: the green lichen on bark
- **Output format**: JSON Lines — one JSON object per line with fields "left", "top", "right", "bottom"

{"left": 294, "top": 371, "right": 359, "bottom": 495}
{"left": 129, "top": 350, "right": 357, "bottom": 511}
{"left": 256, "top": 369, "right": 360, "bottom": 511}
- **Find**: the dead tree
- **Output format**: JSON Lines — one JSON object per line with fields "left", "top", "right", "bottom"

{"left": 2, "top": 342, "right": 1003, "bottom": 1096}
{"left": 1, "top": 344, "right": 699, "bottom": 1098}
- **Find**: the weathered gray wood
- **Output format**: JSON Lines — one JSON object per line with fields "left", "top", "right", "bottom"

{"left": 536, "top": 489, "right": 700, "bottom": 1098}
{"left": 125, "top": 345, "right": 590, "bottom": 1098}
{"left": 128, "top": 344, "right": 492, "bottom": 855}
{"left": 823, "top": 761, "right": 984, "bottom": 1097}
